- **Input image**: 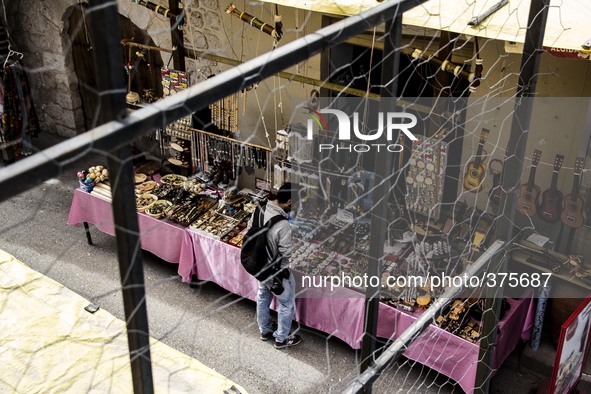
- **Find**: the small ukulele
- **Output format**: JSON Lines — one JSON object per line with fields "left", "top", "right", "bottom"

{"left": 516, "top": 149, "right": 542, "bottom": 217}
{"left": 539, "top": 154, "right": 564, "bottom": 222}
{"left": 463, "top": 128, "right": 489, "bottom": 192}
{"left": 560, "top": 157, "right": 586, "bottom": 228}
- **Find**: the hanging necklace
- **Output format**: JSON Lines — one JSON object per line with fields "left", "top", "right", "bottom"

{"left": 78, "top": 0, "right": 92, "bottom": 50}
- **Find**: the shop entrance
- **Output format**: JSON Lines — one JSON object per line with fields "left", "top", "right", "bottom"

{"left": 66, "top": 4, "right": 163, "bottom": 131}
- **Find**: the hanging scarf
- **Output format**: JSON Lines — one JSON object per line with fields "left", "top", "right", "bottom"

{"left": 1, "top": 61, "right": 40, "bottom": 160}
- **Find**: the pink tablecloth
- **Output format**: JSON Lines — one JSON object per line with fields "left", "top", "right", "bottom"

{"left": 378, "top": 295, "right": 535, "bottom": 393}
{"left": 182, "top": 230, "right": 535, "bottom": 394}
{"left": 67, "top": 188, "right": 191, "bottom": 266}
{"left": 68, "top": 189, "right": 535, "bottom": 393}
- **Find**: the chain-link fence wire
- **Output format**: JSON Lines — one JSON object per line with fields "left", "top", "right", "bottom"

{"left": 0, "top": 0, "right": 589, "bottom": 393}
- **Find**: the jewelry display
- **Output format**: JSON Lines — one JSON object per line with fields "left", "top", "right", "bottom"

{"left": 210, "top": 92, "right": 239, "bottom": 133}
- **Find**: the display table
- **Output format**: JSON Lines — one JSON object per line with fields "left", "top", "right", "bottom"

{"left": 68, "top": 189, "right": 535, "bottom": 393}
{"left": 67, "top": 189, "right": 194, "bottom": 269}
{"left": 182, "top": 229, "right": 534, "bottom": 393}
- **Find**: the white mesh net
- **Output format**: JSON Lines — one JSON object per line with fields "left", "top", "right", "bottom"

{"left": 1, "top": 0, "right": 590, "bottom": 393}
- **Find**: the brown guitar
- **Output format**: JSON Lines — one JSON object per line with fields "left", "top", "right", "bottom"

{"left": 561, "top": 157, "right": 586, "bottom": 228}
{"left": 516, "top": 149, "right": 542, "bottom": 217}
{"left": 539, "top": 154, "right": 564, "bottom": 222}
{"left": 463, "top": 128, "right": 489, "bottom": 192}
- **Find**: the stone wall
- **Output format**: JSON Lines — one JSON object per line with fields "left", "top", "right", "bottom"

{"left": 4, "top": 0, "right": 84, "bottom": 137}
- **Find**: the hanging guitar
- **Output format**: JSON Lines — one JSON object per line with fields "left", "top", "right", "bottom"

{"left": 560, "top": 157, "right": 586, "bottom": 228}
{"left": 539, "top": 154, "right": 564, "bottom": 222}
{"left": 463, "top": 128, "right": 489, "bottom": 192}
{"left": 516, "top": 149, "right": 542, "bottom": 217}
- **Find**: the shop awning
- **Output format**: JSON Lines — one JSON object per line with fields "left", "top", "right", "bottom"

{"left": 261, "top": 0, "right": 591, "bottom": 57}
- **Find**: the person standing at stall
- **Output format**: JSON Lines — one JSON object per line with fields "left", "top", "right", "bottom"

{"left": 246, "top": 182, "right": 303, "bottom": 349}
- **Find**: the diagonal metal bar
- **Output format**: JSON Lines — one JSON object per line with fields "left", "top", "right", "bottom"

{"left": 345, "top": 241, "right": 505, "bottom": 393}
{"left": 0, "top": 0, "right": 426, "bottom": 203}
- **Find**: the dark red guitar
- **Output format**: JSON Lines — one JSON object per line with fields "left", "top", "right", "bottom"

{"left": 561, "top": 157, "right": 586, "bottom": 228}
{"left": 539, "top": 154, "right": 564, "bottom": 222}
{"left": 516, "top": 149, "right": 542, "bottom": 217}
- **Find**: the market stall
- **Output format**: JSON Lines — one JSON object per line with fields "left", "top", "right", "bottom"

{"left": 67, "top": 185, "right": 535, "bottom": 393}
{"left": 64, "top": 2, "right": 591, "bottom": 389}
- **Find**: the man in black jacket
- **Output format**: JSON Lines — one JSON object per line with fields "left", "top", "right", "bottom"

{"left": 248, "top": 182, "right": 302, "bottom": 349}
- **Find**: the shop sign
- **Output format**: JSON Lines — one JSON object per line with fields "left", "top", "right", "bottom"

{"left": 506, "top": 42, "right": 590, "bottom": 60}
{"left": 544, "top": 46, "right": 591, "bottom": 59}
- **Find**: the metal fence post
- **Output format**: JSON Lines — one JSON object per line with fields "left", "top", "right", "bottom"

{"left": 87, "top": 1, "right": 154, "bottom": 393}
{"left": 360, "top": 13, "right": 404, "bottom": 388}
{"left": 474, "top": 0, "right": 550, "bottom": 392}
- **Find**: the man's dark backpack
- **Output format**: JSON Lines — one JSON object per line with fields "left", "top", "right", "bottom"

{"left": 240, "top": 204, "right": 286, "bottom": 281}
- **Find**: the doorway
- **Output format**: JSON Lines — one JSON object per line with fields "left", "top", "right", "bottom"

{"left": 66, "top": 3, "right": 164, "bottom": 131}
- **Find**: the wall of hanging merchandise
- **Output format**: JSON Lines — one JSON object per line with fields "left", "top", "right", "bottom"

{"left": 572, "top": 149, "right": 591, "bottom": 256}
{"left": 0, "top": 18, "right": 40, "bottom": 163}
{"left": 275, "top": 159, "right": 392, "bottom": 219}
{"left": 119, "top": 40, "right": 165, "bottom": 106}
{"left": 124, "top": 62, "right": 193, "bottom": 170}
{"left": 274, "top": 123, "right": 316, "bottom": 190}
{"left": 157, "top": 122, "right": 272, "bottom": 187}
{"left": 273, "top": 161, "right": 321, "bottom": 193}
{"left": 275, "top": 123, "right": 314, "bottom": 163}
{"left": 274, "top": 122, "right": 384, "bottom": 209}
{"left": 156, "top": 118, "right": 196, "bottom": 177}
{"left": 502, "top": 147, "right": 589, "bottom": 255}
{"left": 192, "top": 127, "right": 273, "bottom": 190}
